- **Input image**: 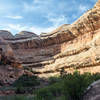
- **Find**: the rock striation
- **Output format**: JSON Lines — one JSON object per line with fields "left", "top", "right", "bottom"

{"left": 4, "top": 0, "right": 100, "bottom": 78}
{"left": 1, "top": 0, "right": 100, "bottom": 81}
{"left": 15, "top": 31, "right": 39, "bottom": 39}
{"left": 0, "top": 30, "right": 14, "bottom": 39}
{"left": 0, "top": 37, "right": 23, "bottom": 85}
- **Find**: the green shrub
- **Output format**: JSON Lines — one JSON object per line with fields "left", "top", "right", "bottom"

{"left": 0, "top": 95, "right": 34, "bottom": 100}
{"left": 34, "top": 82, "right": 63, "bottom": 100}
{"left": 34, "top": 71, "right": 100, "bottom": 100}
{"left": 14, "top": 95, "right": 28, "bottom": 100}
{"left": 11, "top": 71, "right": 100, "bottom": 100}
{"left": 48, "top": 77, "right": 62, "bottom": 85}
{"left": 63, "top": 71, "right": 94, "bottom": 100}
{"left": 13, "top": 74, "right": 40, "bottom": 87}
{"left": 13, "top": 74, "right": 40, "bottom": 94}
{"left": 92, "top": 73, "right": 100, "bottom": 81}
{"left": 34, "top": 87, "right": 53, "bottom": 100}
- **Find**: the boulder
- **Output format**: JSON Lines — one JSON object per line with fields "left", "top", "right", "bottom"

{"left": 83, "top": 80, "right": 100, "bottom": 100}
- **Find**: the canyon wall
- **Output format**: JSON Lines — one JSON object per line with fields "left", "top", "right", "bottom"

{"left": 0, "top": 37, "right": 23, "bottom": 85}
{"left": 1, "top": 0, "right": 100, "bottom": 78}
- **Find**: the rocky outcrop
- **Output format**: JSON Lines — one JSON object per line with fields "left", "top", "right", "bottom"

{"left": 0, "top": 30, "right": 14, "bottom": 39}
{"left": 0, "top": 37, "right": 23, "bottom": 85}
{"left": 1, "top": 0, "right": 100, "bottom": 79}
{"left": 5, "top": 0, "right": 100, "bottom": 77}
{"left": 15, "top": 31, "right": 38, "bottom": 39}
{"left": 83, "top": 80, "right": 100, "bottom": 100}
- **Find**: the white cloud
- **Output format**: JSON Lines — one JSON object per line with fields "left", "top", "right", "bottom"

{"left": 0, "top": 0, "right": 96, "bottom": 35}
{"left": 2, "top": 24, "right": 58, "bottom": 35}
{"left": 23, "top": 0, "right": 53, "bottom": 13}
{"left": 5, "top": 15, "right": 23, "bottom": 19}
{"left": 29, "top": 26, "right": 56, "bottom": 34}
{"left": 44, "top": 13, "right": 68, "bottom": 27}
{"left": 79, "top": 5, "right": 89, "bottom": 12}
{"left": 3, "top": 13, "right": 68, "bottom": 35}
{"left": 5, "top": 24, "right": 27, "bottom": 32}
{"left": 23, "top": 0, "right": 46, "bottom": 12}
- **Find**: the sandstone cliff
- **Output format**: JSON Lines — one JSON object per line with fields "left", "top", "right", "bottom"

{"left": 0, "top": 37, "right": 23, "bottom": 85}
{"left": 15, "top": 31, "right": 38, "bottom": 39}
{"left": 0, "top": 30, "right": 14, "bottom": 39}
{"left": 1, "top": 0, "right": 100, "bottom": 79}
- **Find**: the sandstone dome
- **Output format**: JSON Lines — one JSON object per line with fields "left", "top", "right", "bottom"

{"left": 40, "top": 24, "right": 69, "bottom": 37}
{"left": 0, "top": 30, "right": 14, "bottom": 39}
{"left": 15, "top": 31, "right": 38, "bottom": 39}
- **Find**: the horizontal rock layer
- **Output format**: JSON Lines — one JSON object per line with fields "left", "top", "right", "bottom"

{"left": 1, "top": 0, "right": 100, "bottom": 79}
{"left": 0, "top": 37, "right": 23, "bottom": 85}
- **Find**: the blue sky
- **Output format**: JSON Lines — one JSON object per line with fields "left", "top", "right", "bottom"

{"left": 0, "top": 0, "right": 97, "bottom": 35}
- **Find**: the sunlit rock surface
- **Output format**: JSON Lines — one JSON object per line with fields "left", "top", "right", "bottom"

{"left": 1, "top": 0, "right": 100, "bottom": 87}
{"left": 15, "top": 31, "right": 39, "bottom": 39}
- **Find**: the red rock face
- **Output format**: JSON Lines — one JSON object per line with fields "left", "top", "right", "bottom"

{"left": 1, "top": 0, "right": 100, "bottom": 79}
{"left": 0, "top": 37, "right": 23, "bottom": 85}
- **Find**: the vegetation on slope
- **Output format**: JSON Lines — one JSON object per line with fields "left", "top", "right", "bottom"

{"left": 34, "top": 71, "right": 100, "bottom": 100}
{"left": 13, "top": 74, "right": 40, "bottom": 94}
{"left": 1, "top": 71, "right": 100, "bottom": 100}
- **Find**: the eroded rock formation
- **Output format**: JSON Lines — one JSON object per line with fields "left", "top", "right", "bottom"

{"left": 0, "top": 30, "right": 14, "bottom": 39}
{"left": 0, "top": 37, "right": 23, "bottom": 85}
{"left": 1, "top": 0, "right": 100, "bottom": 79}
{"left": 15, "top": 31, "right": 39, "bottom": 39}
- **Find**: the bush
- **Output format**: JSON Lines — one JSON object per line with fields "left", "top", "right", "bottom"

{"left": 63, "top": 71, "right": 94, "bottom": 100}
{"left": 92, "top": 73, "right": 100, "bottom": 81}
{"left": 13, "top": 74, "right": 40, "bottom": 94}
{"left": 14, "top": 95, "right": 28, "bottom": 100}
{"left": 34, "top": 71, "right": 100, "bottom": 100}
{"left": 34, "top": 82, "right": 63, "bottom": 100}
{"left": 0, "top": 95, "right": 34, "bottom": 100}
{"left": 48, "top": 77, "right": 62, "bottom": 85}
{"left": 10, "top": 72, "right": 100, "bottom": 100}
{"left": 34, "top": 88, "right": 53, "bottom": 100}
{"left": 13, "top": 74, "right": 40, "bottom": 87}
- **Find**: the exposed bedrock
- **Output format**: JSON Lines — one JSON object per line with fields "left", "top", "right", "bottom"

{"left": 83, "top": 80, "right": 100, "bottom": 100}
{"left": 0, "top": 37, "right": 23, "bottom": 85}
{"left": 1, "top": 0, "right": 100, "bottom": 78}
{"left": 3, "top": 0, "right": 100, "bottom": 78}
